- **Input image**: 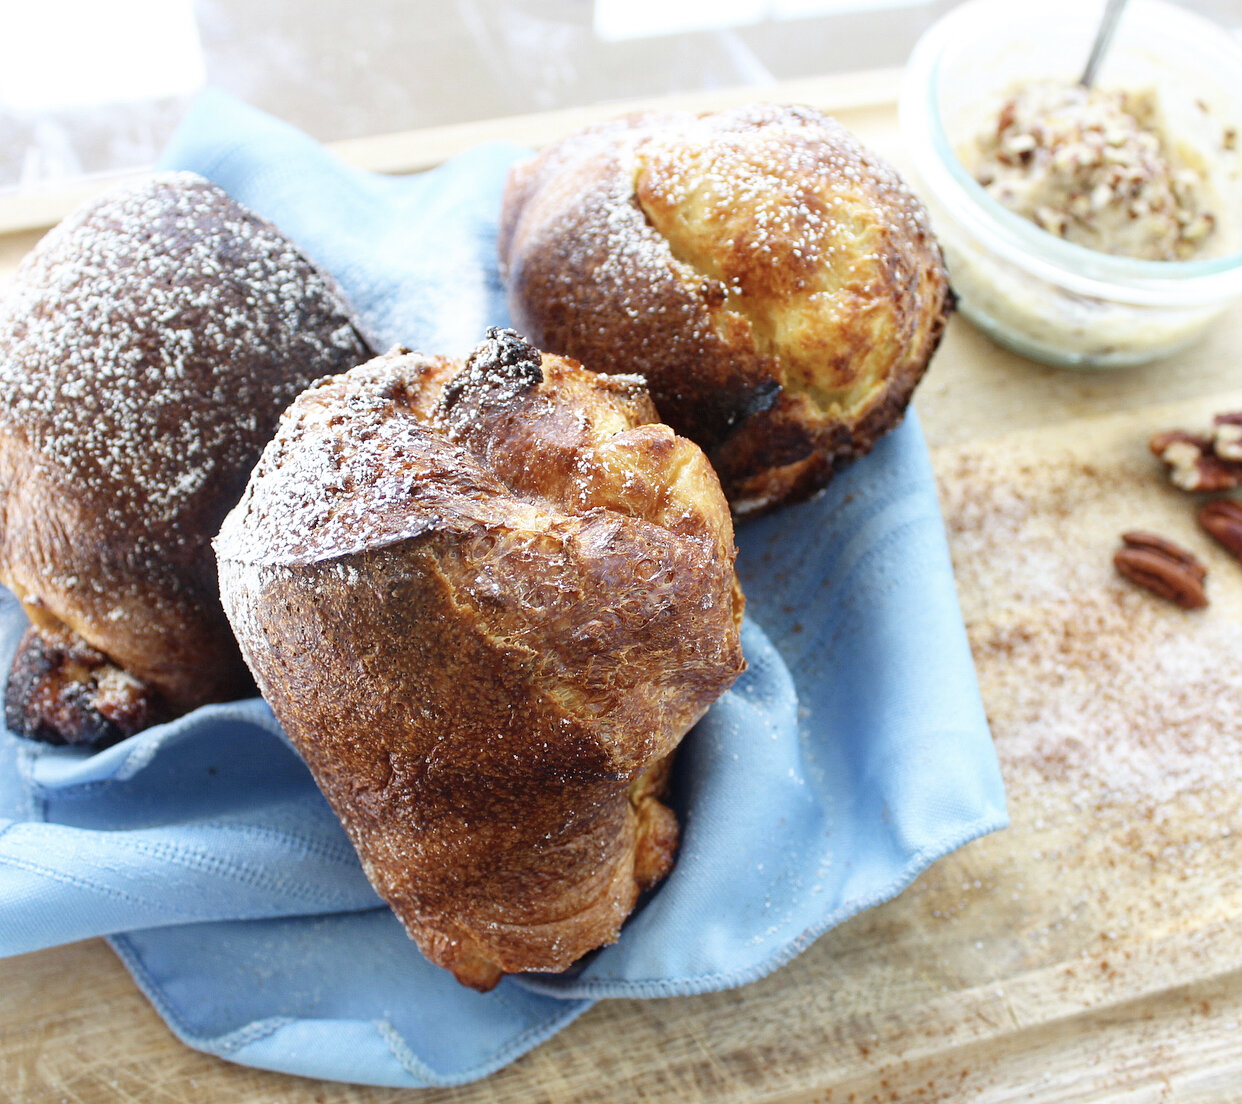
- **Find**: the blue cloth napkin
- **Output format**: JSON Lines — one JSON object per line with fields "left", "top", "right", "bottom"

{"left": 0, "top": 89, "right": 1007, "bottom": 1087}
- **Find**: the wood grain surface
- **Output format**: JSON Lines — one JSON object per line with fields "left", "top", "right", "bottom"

{"left": 4, "top": 82, "right": 1242, "bottom": 1104}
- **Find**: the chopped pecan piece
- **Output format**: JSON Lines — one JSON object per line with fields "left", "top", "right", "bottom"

{"left": 1114, "top": 531, "right": 1208, "bottom": 609}
{"left": 1212, "top": 413, "right": 1242, "bottom": 462}
{"left": 1149, "top": 428, "right": 1242, "bottom": 492}
{"left": 1198, "top": 499, "right": 1242, "bottom": 561}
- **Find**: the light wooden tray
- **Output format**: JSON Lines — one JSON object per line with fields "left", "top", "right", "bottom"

{"left": 5, "top": 72, "right": 1242, "bottom": 1103}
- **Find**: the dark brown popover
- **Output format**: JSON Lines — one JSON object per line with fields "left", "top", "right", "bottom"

{"left": 0, "top": 171, "right": 372, "bottom": 745}
{"left": 499, "top": 103, "right": 952, "bottom": 515}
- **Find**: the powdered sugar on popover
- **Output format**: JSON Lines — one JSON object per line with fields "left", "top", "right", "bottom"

{"left": 0, "top": 171, "right": 371, "bottom": 533}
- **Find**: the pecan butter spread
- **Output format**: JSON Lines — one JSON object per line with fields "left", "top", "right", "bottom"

{"left": 972, "top": 81, "right": 1216, "bottom": 261}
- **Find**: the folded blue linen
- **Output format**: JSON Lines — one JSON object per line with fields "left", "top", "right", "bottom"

{"left": 0, "top": 89, "right": 1006, "bottom": 1087}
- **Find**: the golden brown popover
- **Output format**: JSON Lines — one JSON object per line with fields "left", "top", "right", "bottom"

{"left": 500, "top": 103, "right": 952, "bottom": 515}
{"left": 216, "top": 329, "right": 746, "bottom": 989}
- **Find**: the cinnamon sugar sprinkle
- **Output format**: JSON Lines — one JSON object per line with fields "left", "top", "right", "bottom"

{"left": 937, "top": 445, "right": 1242, "bottom": 819}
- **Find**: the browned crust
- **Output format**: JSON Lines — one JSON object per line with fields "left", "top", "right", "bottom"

{"left": 0, "top": 431, "right": 253, "bottom": 714}
{"left": 499, "top": 103, "right": 952, "bottom": 516}
{"left": 500, "top": 113, "right": 780, "bottom": 457}
{"left": 216, "top": 336, "right": 745, "bottom": 987}
{"left": 629, "top": 751, "right": 679, "bottom": 891}
{"left": 4, "top": 624, "right": 168, "bottom": 748}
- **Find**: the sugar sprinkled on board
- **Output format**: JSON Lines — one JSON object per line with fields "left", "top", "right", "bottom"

{"left": 938, "top": 441, "right": 1242, "bottom": 819}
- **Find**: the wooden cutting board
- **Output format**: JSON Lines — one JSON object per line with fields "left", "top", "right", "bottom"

{"left": 5, "top": 79, "right": 1242, "bottom": 1104}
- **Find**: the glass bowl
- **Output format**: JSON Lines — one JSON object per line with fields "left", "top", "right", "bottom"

{"left": 899, "top": 0, "right": 1242, "bottom": 368}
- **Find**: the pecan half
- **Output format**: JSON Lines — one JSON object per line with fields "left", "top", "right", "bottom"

{"left": 1114, "top": 531, "right": 1209, "bottom": 609}
{"left": 1199, "top": 499, "right": 1242, "bottom": 561}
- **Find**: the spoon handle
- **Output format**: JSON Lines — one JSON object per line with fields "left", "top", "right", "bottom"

{"left": 1080, "top": 0, "right": 1129, "bottom": 87}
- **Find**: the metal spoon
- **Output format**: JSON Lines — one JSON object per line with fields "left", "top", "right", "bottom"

{"left": 1080, "top": 0, "right": 1129, "bottom": 87}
